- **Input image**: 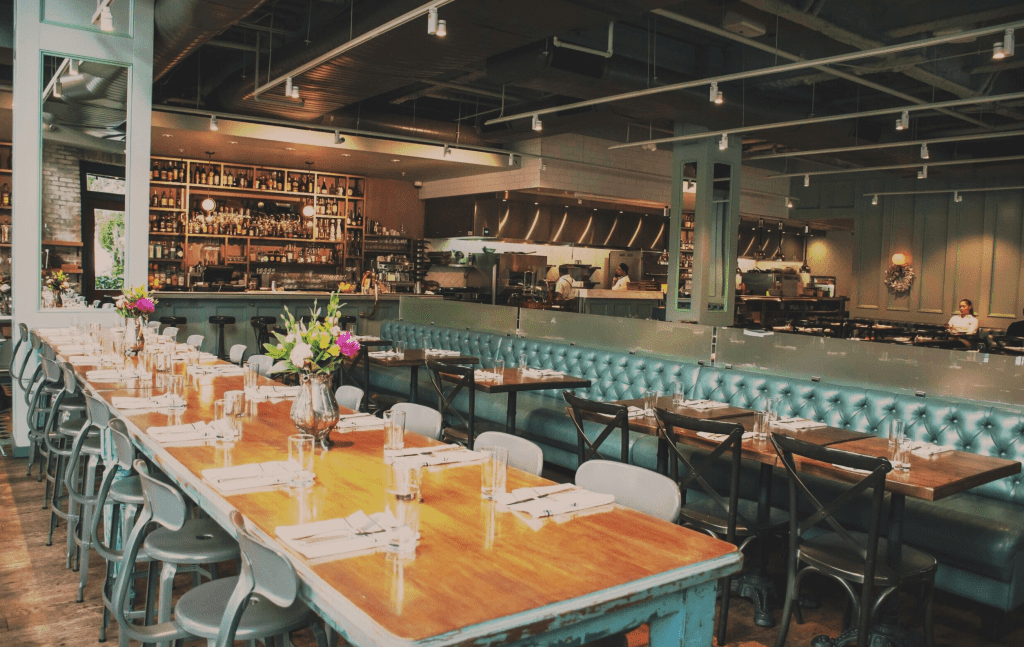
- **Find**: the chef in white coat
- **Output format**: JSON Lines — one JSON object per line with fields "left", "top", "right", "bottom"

{"left": 611, "top": 263, "right": 631, "bottom": 291}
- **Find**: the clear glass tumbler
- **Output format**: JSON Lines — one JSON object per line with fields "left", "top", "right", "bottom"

{"left": 480, "top": 446, "right": 509, "bottom": 500}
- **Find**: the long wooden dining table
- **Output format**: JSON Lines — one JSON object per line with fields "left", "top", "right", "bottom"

{"left": 40, "top": 328, "right": 743, "bottom": 647}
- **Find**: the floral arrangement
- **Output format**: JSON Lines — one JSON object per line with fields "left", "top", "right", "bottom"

{"left": 264, "top": 292, "right": 361, "bottom": 375}
{"left": 44, "top": 269, "right": 69, "bottom": 295}
{"left": 115, "top": 285, "right": 157, "bottom": 318}
{"left": 884, "top": 263, "right": 915, "bottom": 297}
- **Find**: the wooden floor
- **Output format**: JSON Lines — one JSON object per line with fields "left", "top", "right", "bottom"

{"left": 3, "top": 452, "right": 1024, "bottom": 647}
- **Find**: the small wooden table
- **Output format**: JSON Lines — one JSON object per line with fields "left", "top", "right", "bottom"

{"left": 368, "top": 349, "right": 479, "bottom": 403}
{"left": 343, "top": 337, "right": 394, "bottom": 409}
{"left": 446, "top": 368, "right": 591, "bottom": 436}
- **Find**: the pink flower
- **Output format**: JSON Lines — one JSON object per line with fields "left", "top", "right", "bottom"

{"left": 135, "top": 297, "right": 155, "bottom": 313}
{"left": 336, "top": 332, "right": 361, "bottom": 358}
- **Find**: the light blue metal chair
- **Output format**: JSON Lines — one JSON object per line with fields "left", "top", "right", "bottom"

{"left": 475, "top": 431, "right": 544, "bottom": 476}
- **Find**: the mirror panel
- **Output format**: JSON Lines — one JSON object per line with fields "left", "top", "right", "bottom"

{"left": 40, "top": 53, "right": 128, "bottom": 309}
{"left": 42, "top": 0, "right": 133, "bottom": 38}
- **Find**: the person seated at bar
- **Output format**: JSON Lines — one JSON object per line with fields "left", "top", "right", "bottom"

{"left": 947, "top": 298, "right": 979, "bottom": 349}
{"left": 1006, "top": 308, "right": 1024, "bottom": 338}
{"left": 553, "top": 266, "right": 576, "bottom": 306}
{"left": 611, "top": 263, "right": 631, "bottom": 291}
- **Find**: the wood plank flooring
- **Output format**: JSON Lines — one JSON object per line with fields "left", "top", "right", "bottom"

{"left": 3, "top": 452, "right": 1024, "bottom": 646}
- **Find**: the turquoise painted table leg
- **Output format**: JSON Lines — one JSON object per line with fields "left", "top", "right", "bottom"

{"left": 649, "top": 580, "right": 719, "bottom": 647}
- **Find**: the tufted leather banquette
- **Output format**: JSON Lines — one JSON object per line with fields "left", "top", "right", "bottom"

{"left": 373, "top": 320, "right": 1024, "bottom": 614}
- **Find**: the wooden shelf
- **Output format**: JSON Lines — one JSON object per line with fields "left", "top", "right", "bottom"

{"left": 42, "top": 240, "right": 83, "bottom": 247}
{"left": 149, "top": 207, "right": 185, "bottom": 212}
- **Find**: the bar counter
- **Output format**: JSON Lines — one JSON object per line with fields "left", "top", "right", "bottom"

{"left": 151, "top": 292, "right": 440, "bottom": 354}
{"left": 575, "top": 289, "right": 664, "bottom": 319}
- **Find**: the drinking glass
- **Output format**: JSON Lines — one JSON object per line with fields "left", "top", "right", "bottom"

{"left": 672, "top": 382, "right": 686, "bottom": 406}
{"left": 213, "top": 399, "right": 240, "bottom": 440}
{"left": 167, "top": 374, "right": 187, "bottom": 410}
{"left": 385, "top": 459, "right": 422, "bottom": 498}
{"left": 492, "top": 358, "right": 505, "bottom": 383}
{"left": 643, "top": 389, "right": 659, "bottom": 413}
{"left": 154, "top": 351, "right": 171, "bottom": 373}
{"left": 480, "top": 446, "right": 508, "bottom": 500}
{"left": 754, "top": 410, "right": 770, "bottom": 441}
{"left": 384, "top": 409, "right": 406, "bottom": 451}
{"left": 224, "top": 390, "right": 246, "bottom": 418}
{"left": 386, "top": 491, "right": 421, "bottom": 554}
{"left": 893, "top": 435, "right": 912, "bottom": 472}
{"left": 394, "top": 340, "right": 406, "bottom": 357}
{"left": 888, "top": 419, "right": 905, "bottom": 453}
{"left": 518, "top": 351, "right": 528, "bottom": 375}
{"left": 420, "top": 335, "right": 431, "bottom": 351}
{"left": 287, "top": 434, "right": 316, "bottom": 486}
{"left": 243, "top": 363, "right": 259, "bottom": 391}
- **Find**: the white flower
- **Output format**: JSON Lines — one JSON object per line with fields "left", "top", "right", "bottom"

{"left": 289, "top": 342, "right": 313, "bottom": 367}
{"left": 330, "top": 325, "right": 341, "bottom": 337}
{"left": 285, "top": 332, "right": 296, "bottom": 343}
{"left": 0, "top": 284, "right": 9, "bottom": 293}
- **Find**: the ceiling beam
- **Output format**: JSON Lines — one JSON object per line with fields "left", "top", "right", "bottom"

{"left": 886, "top": 5, "right": 1024, "bottom": 39}
{"left": 745, "top": 129, "right": 1024, "bottom": 160}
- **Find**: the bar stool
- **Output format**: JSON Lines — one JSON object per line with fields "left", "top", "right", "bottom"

{"left": 157, "top": 316, "right": 186, "bottom": 336}
{"left": 250, "top": 316, "right": 276, "bottom": 352}
{"left": 208, "top": 315, "right": 235, "bottom": 359}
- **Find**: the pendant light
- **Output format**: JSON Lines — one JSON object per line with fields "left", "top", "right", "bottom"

{"left": 200, "top": 151, "right": 216, "bottom": 212}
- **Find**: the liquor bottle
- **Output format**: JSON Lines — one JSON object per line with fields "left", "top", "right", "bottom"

{"left": 213, "top": 166, "right": 220, "bottom": 185}
{"left": 151, "top": 192, "right": 159, "bottom": 207}
{"left": 160, "top": 162, "right": 168, "bottom": 182}
{"left": 320, "top": 178, "right": 327, "bottom": 195}
{"left": 152, "top": 159, "right": 159, "bottom": 180}
{"left": 159, "top": 191, "right": 168, "bottom": 207}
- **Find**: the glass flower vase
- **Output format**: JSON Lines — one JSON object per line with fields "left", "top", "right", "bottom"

{"left": 123, "top": 316, "right": 146, "bottom": 356}
{"left": 290, "top": 373, "right": 340, "bottom": 449}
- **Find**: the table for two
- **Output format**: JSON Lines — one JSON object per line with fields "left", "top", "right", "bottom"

{"left": 42, "top": 330, "right": 741, "bottom": 647}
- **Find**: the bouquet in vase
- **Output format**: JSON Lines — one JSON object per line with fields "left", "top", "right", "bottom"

{"left": 115, "top": 285, "right": 157, "bottom": 318}
{"left": 264, "top": 292, "right": 361, "bottom": 375}
{"left": 44, "top": 269, "right": 69, "bottom": 295}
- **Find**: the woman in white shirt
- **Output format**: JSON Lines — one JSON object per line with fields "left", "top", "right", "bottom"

{"left": 947, "top": 299, "right": 979, "bottom": 334}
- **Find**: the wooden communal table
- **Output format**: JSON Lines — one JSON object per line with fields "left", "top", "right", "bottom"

{"left": 40, "top": 329, "right": 742, "bottom": 647}
{"left": 367, "top": 349, "right": 479, "bottom": 403}
{"left": 445, "top": 368, "right": 591, "bottom": 437}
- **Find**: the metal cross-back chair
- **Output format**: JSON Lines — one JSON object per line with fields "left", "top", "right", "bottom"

{"left": 655, "top": 409, "right": 788, "bottom": 644}
{"left": 427, "top": 359, "right": 496, "bottom": 449}
{"left": 770, "top": 432, "right": 937, "bottom": 647}
{"left": 563, "top": 390, "right": 630, "bottom": 465}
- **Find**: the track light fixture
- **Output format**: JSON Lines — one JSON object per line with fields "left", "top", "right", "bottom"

{"left": 53, "top": 80, "right": 62, "bottom": 99}
{"left": 285, "top": 77, "right": 292, "bottom": 97}
{"left": 786, "top": 197, "right": 795, "bottom": 209}
{"left": 917, "top": 165, "right": 928, "bottom": 179}
{"left": 954, "top": 191, "right": 963, "bottom": 203}
{"left": 803, "top": 174, "right": 810, "bottom": 187}
{"left": 896, "top": 110, "right": 909, "bottom": 131}
{"left": 641, "top": 142, "right": 657, "bottom": 152}
{"left": 69, "top": 60, "right": 79, "bottom": 75}
{"left": 209, "top": 115, "right": 218, "bottom": 131}
{"left": 719, "top": 133, "right": 729, "bottom": 150}
{"left": 920, "top": 143, "right": 929, "bottom": 159}
{"left": 436, "top": 19, "right": 447, "bottom": 37}
{"left": 334, "top": 131, "right": 345, "bottom": 145}
{"left": 508, "top": 153, "right": 515, "bottom": 165}
{"left": 993, "top": 28, "right": 1015, "bottom": 59}
{"left": 291, "top": 85, "right": 300, "bottom": 99}
{"left": 443, "top": 144, "right": 451, "bottom": 156}
{"left": 97, "top": 4, "right": 113, "bottom": 32}
{"left": 709, "top": 81, "right": 723, "bottom": 104}
{"left": 427, "top": 7, "right": 445, "bottom": 36}
{"left": 532, "top": 115, "right": 542, "bottom": 131}
{"left": 872, "top": 194, "right": 879, "bottom": 206}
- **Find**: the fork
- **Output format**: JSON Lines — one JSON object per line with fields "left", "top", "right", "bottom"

{"left": 293, "top": 518, "right": 382, "bottom": 543}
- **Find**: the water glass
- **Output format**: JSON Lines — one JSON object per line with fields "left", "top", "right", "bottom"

{"left": 154, "top": 351, "right": 171, "bottom": 373}
{"left": 492, "top": 358, "right": 505, "bottom": 383}
{"left": 385, "top": 459, "right": 422, "bottom": 498}
{"left": 754, "top": 410, "right": 770, "bottom": 441}
{"left": 386, "top": 491, "right": 421, "bottom": 554}
{"left": 888, "top": 420, "right": 905, "bottom": 453}
{"left": 224, "top": 390, "right": 246, "bottom": 418}
{"left": 672, "top": 382, "right": 686, "bottom": 406}
{"left": 394, "top": 340, "right": 406, "bottom": 357}
{"left": 518, "top": 351, "right": 528, "bottom": 375}
{"left": 213, "top": 399, "right": 240, "bottom": 440}
{"left": 288, "top": 434, "right": 316, "bottom": 486}
{"left": 243, "top": 363, "right": 259, "bottom": 391}
{"left": 893, "top": 435, "right": 912, "bottom": 471}
{"left": 480, "top": 446, "right": 509, "bottom": 500}
{"left": 420, "top": 335, "right": 431, "bottom": 351}
{"left": 167, "top": 374, "right": 187, "bottom": 409}
{"left": 643, "top": 389, "right": 659, "bottom": 413}
{"left": 384, "top": 409, "right": 407, "bottom": 451}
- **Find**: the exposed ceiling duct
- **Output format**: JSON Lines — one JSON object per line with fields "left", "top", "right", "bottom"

{"left": 152, "top": 0, "right": 270, "bottom": 82}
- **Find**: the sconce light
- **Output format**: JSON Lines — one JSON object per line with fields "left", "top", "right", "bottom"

{"left": 891, "top": 253, "right": 908, "bottom": 266}
{"left": 201, "top": 196, "right": 216, "bottom": 212}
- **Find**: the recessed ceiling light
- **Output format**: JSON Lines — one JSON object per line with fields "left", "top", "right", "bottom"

{"left": 391, "top": 158, "right": 401, "bottom": 162}
{"left": 162, "top": 134, "right": 172, "bottom": 138}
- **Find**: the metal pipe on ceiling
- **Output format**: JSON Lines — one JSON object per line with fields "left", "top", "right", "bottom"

{"left": 864, "top": 185, "right": 1024, "bottom": 197}
{"left": 152, "top": 0, "right": 269, "bottom": 82}
{"left": 251, "top": 0, "right": 456, "bottom": 98}
{"left": 485, "top": 18, "right": 1024, "bottom": 127}
{"left": 608, "top": 91, "right": 1024, "bottom": 151}
{"left": 745, "top": 129, "right": 1024, "bottom": 160}
{"left": 771, "top": 154, "right": 1024, "bottom": 179}
{"left": 651, "top": 8, "right": 988, "bottom": 130}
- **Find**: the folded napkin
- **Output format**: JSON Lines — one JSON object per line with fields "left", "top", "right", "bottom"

{"left": 148, "top": 421, "right": 215, "bottom": 443}
{"left": 906, "top": 441, "right": 956, "bottom": 458}
{"left": 68, "top": 355, "right": 103, "bottom": 366}
{"left": 505, "top": 488, "right": 615, "bottom": 518}
{"left": 352, "top": 335, "right": 381, "bottom": 342}
{"left": 680, "top": 399, "right": 729, "bottom": 411}
{"left": 495, "top": 483, "right": 578, "bottom": 506}
{"left": 111, "top": 394, "right": 184, "bottom": 411}
{"left": 276, "top": 510, "right": 397, "bottom": 559}
{"left": 38, "top": 327, "right": 73, "bottom": 336}
{"left": 187, "top": 364, "right": 245, "bottom": 377}
{"left": 384, "top": 445, "right": 485, "bottom": 467}
{"left": 423, "top": 348, "right": 461, "bottom": 356}
{"left": 521, "top": 368, "right": 565, "bottom": 379}
{"left": 174, "top": 351, "right": 217, "bottom": 362}
{"left": 474, "top": 369, "right": 502, "bottom": 382}
{"left": 86, "top": 368, "right": 148, "bottom": 382}
{"left": 202, "top": 461, "right": 300, "bottom": 493}
{"left": 58, "top": 344, "right": 102, "bottom": 355}
{"left": 627, "top": 406, "right": 654, "bottom": 418}
{"left": 336, "top": 415, "right": 383, "bottom": 431}
{"left": 368, "top": 350, "right": 401, "bottom": 359}
{"left": 246, "top": 385, "right": 300, "bottom": 400}
{"left": 696, "top": 431, "right": 756, "bottom": 442}
{"left": 775, "top": 417, "right": 827, "bottom": 431}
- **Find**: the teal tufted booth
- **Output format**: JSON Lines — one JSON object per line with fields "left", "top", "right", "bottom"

{"left": 372, "top": 320, "right": 1024, "bottom": 616}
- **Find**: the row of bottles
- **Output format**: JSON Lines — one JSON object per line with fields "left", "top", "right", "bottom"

{"left": 151, "top": 160, "right": 186, "bottom": 183}
{"left": 251, "top": 244, "right": 338, "bottom": 265}
{"left": 149, "top": 240, "right": 185, "bottom": 260}
{"left": 149, "top": 263, "right": 186, "bottom": 289}
{"left": 151, "top": 189, "right": 183, "bottom": 209}
{"left": 188, "top": 205, "right": 312, "bottom": 239}
{"left": 347, "top": 230, "right": 362, "bottom": 257}
{"left": 150, "top": 212, "right": 184, "bottom": 233}
{"left": 314, "top": 198, "right": 362, "bottom": 217}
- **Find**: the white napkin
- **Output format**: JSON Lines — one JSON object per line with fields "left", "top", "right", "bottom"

{"left": 246, "top": 385, "right": 300, "bottom": 400}
{"left": 907, "top": 441, "right": 956, "bottom": 458}
{"left": 188, "top": 364, "right": 245, "bottom": 377}
{"left": 68, "top": 355, "right": 102, "bottom": 366}
{"left": 384, "top": 445, "right": 485, "bottom": 467}
{"left": 352, "top": 335, "right": 381, "bottom": 341}
{"left": 368, "top": 350, "right": 401, "bottom": 359}
{"left": 697, "top": 431, "right": 755, "bottom": 442}
{"left": 336, "top": 415, "right": 383, "bottom": 431}
{"left": 148, "top": 422, "right": 215, "bottom": 443}
{"left": 521, "top": 368, "right": 565, "bottom": 379}
{"left": 474, "top": 369, "right": 501, "bottom": 382}
{"left": 276, "top": 510, "right": 397, "bottom": 559}
{"left": 86, "top": 368, "right": 148, "bottom": 381}
{"left": 681, "top": 400, "right": 729, "bottom": 411}
{"left": 174, "top": 351, "right": 217, "bottom": 362}
{"left": 111, "top": 394, "right": 184, "bottom": 411}
{"left": 775, "top": 417, "right": 827, "bottom": 431}
{"left": 202, "top": 461, "right": 300, "bottom": 493}
{"left": 627, "top": 406, "right": 654, "bottom": 418}
{"left": 38, "top": 327, "right": 73, "bottom": 336}
{"left": 496, "top": 483, "right": 578, "bottom": 506}
{"left": 505, "top": 488, "right": 615, "bottom": 518}
{"left": 424, "top": 348, "right": 461, "bottom": 356}
{"left": 58, "top": 344, "right": 102, "bottom": 355}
